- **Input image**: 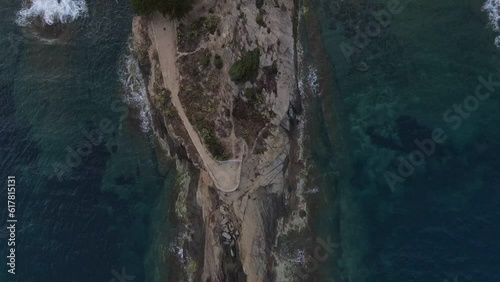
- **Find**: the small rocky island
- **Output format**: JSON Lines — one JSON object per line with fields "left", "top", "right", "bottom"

{"left": 131, "top": 0, "right": 312, "bottom": 280}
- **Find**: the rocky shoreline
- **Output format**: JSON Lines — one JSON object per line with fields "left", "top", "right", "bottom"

{"left": 130, "top": 0, "right": 316, "bottom": 280}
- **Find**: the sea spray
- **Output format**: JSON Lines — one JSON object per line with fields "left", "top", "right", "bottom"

{"left": 272, "top": 41, "right": 319, "bottom": 281}
{"left": 168, "top": 159, "right": 193, "bottom": 282}
{"left": 483, "top": 0, "right": 500, "bottom": 48}
{"left": 307, "top": 65, "right": 320, "bottom": 96}
{"left": 119, "top": 42, "right": 152, "bottom": 132}
{"left": 17, "top": 0, "right": 88, "bottom": 26}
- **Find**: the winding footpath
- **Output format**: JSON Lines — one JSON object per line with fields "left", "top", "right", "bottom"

{"left": 149, "top": 13, "right": 242, "bottom": 192}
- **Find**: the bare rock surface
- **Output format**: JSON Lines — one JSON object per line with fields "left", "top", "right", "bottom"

{"left": 131, "top": 0, "right": 308, "bottom": 280}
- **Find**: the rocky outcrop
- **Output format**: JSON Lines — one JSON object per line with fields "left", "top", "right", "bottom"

{"left": 131, "top": 0, "right": 310, "bottom": 280}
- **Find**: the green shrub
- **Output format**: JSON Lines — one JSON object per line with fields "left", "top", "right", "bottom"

{"left": 230, "top": 48, "right": 260, "bottom": 82}
{"left": 187, "top": 260, "right": 197, "bottom": 274}
{"left": 203, "top": 15, "right": 220, "bottom": 35}
{"left": 131, "top": 0, "right": 154, "bottom": 15}
{"left": 244, "top": 87, "right": 264, "bottom": 105}
{"left": 256, "top": 10, "right": 266, "bottom": 27}
{"left": 256, "top": 0, "right": 264, "bottom": 9}
{"left": 201, "top": 52, "right": 211, "bottom": 67}
{"left": 156, "top": 88, "right": 171, "bottom": 111}
{"left": 131, "top": 0, "right": 194, "bottom": 20}
{"left": 193, "top": 117, "right": 227, "bottom": 160}
{"left": 271, "top": 60, "right": 278, "bottom": 74}
{"left": 214, "top": 54, "right": 223, "bottom": 69}
{"left": 200, "top": 128, "right": 227, "bottom": 160}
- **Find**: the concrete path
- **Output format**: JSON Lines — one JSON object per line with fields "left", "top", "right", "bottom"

{"left": 149, "top": 13, "right": 241, "bottom": 192}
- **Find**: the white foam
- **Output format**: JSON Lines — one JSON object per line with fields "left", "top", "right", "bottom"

{"left": 483, "top": 0, "right": 500, "bottom": 48}
{"left": 304, "top": 187, "right": 319, "bottom": 194}
{"left": 119, "top": 43, "right": 152, "bottom": 133}
{"left": 17, "top": 0, "right": 88, "bottom": 26}
{"left": 307, "top": 65, "right": 320, "bottom": 96}
{"left": 290, "top": 249, "right": 306, "bottom": 265}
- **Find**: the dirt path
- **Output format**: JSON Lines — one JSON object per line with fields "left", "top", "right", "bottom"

{"left": 149, "top": 13, "right": 241, "bottom": 192}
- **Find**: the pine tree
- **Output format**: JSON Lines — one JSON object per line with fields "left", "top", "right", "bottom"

{"left": 131, "top": 0, "right": 193, "bottom": 20}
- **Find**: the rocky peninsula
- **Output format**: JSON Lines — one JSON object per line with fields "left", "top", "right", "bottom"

{"left": 131, "top": 0, "right": 314, "bottom": 280}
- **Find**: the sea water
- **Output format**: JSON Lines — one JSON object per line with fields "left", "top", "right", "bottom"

{"left": 5, "top": 0, "right": 500, "bottom": 281}
{"left": 0, "top": 1, "right": 175, "bottom": 281}
{"left": 304, "top": 0, "right": 500, "bottom": 281}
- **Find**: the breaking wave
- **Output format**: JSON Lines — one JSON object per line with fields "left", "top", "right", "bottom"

{"left": 17, "top": 0, "right": 88, "bottom": 26}
{"left": 483, "top": 0, "right": 500, "bottom": 48}
{"left": 119, "top": 43, "right": 152, "bottom": 132}
{"left": 306, "top": 65, "right": 320, "bottom": 96}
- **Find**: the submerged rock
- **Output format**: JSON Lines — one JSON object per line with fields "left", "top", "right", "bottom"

{"left": 30, "top": 19, "right": 73, "bottom": 40}
{"left": 17, "top": 0, "right": 87, "bottom": 40}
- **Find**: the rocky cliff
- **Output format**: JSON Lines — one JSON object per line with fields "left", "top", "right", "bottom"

{"left": 131, "top": 0, "right": 313, "bottom": 280}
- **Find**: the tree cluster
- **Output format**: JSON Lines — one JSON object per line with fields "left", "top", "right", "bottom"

{"left": 131, "top": 0, "right": 194, "bottom": 20}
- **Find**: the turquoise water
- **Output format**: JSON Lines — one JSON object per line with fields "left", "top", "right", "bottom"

{"left": 3, "top": 0, "right": 500, "bottom": 281}
{"left": 0, "top": 1, "right": 175, "bottom": 281}
{"left": 305, "top": 0, "right": 500, "bottom": 281}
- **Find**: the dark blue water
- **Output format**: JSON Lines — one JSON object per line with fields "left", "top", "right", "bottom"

{"left": 0, "top": 1, "right": 175, "bottom": 281}
{"left": 4, "top": 0, "right": 500, "bottom": 281}
{"left": 304, "top": 0, "right": 500, "bottom": 281}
